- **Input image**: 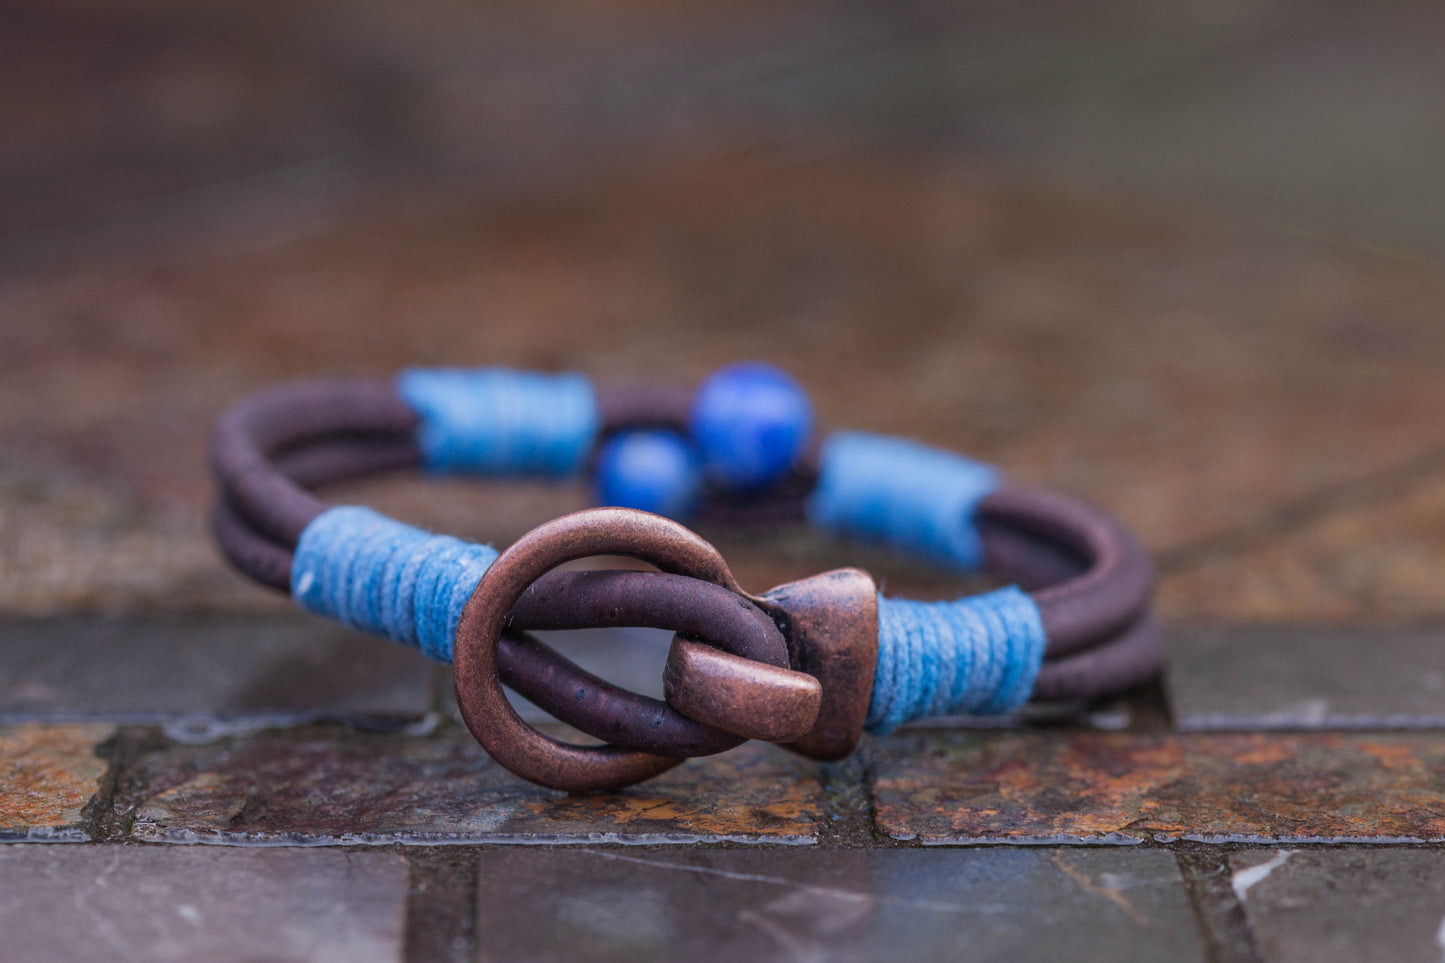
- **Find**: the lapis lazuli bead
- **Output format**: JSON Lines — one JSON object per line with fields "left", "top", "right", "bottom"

{"left": 594, "top": 430, "right": 702, "bottom": 519}
{"left": 689, "top": 363, "right": 813, "bottom": 490}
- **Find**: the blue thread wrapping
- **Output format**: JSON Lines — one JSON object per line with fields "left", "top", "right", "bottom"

{"left": 397, "top": 367, "right": 598, "bottom": 476}
{"left": 291, "top": 506, "right": 498, "bottom": 663}
{"left": 806, "top": 431, "right": 1000, "bottom": 571}
{"left": 867, "top": 588, "right": 1046, "bottom": 734}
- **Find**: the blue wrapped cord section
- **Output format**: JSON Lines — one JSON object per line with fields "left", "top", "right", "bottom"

{"left": 807, "top": 430, "right": 1000, "bottom": 571}
{"left": 867, "top": 587, "right": 1046, "bottom": 734}
{"left": 291, "top": 505, "right": 498, "bottom": 663}
{"left": 397, "top": 367, "right": 597, "bottom": 477}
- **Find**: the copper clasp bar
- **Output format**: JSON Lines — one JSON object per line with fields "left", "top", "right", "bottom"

{"left": 665, "top": 568, "right": 877, "bottom": 761}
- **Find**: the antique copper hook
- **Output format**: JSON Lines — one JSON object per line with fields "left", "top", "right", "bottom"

{"left": 451, "top": 508, "right": 828, "bottom": 792}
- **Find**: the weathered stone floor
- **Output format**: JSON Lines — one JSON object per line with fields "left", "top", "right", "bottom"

{"left": 4, "top": 0, "right": 1445, "bottom": 960}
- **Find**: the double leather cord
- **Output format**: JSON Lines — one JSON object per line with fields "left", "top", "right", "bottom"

{"left": 209, "top": 371, "right": 1162, "bottom": 790}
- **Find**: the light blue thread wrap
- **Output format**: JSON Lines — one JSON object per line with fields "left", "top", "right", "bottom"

{"left": 291, "top": 506, "right": 498, "bottom": 663}
{"left": 867, "top": 587, "right": 1046, "bottom": 734}
{"left": 397, "top": 367, "right": 598, "bottom": 476}
{"left": 806, "top": 431, "right": 1000, "bottom": 571}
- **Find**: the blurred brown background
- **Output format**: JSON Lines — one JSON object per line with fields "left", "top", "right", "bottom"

{"left": 4, "top": 0, "right": 1445, "bottom": 626}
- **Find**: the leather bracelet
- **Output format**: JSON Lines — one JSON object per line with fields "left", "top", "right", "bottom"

{"left": 209, "top": 364, "right": 1161, "bottom": 791}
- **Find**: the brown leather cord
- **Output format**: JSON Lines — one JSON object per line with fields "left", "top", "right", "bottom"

{"left": 211, "top": 497, "right": 294, "bottom": 592}
{"left": 211, "top": 419, "right": 1159, "bottom": 706}
{"left": 209, "top": 379, "right": 417, "bottom": 544}
{"left": 1033, "top": 613, "right": 1163, "bottom": 701}
{"left": 977, "top": 485, "right": 1154, "bottom": 656}
{"left": 591, "top": 380, "right": 692, "bottom": 433}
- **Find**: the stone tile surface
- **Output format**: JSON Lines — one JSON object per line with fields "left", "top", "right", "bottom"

{"left": 0, "top": 451, "right": 273, "bottom": 615}
{"left": 1160, "top": 466, "right": 1445, "bottom": 625}
{"left": 1230, "top": 848, "right": 1445, "bottom": 963}
{"left": 871, "top": 731, "right": 1445, "bottom": 843}
{"left": 0, "top": 846, "right": 408, "bottom": 963}
{"left": 1167, "top": 626, "right": 1445, "bottom": 730}
{"left": 123, "top": 728, "right": 822, "bottom": 844}
{"left": 0, "top": 723, "right": 111, "bottom": 841}
{"left": 473, "top": 847, "right": 1206, "bottom": 963}
{"left": 0, "top": 615, "right": 434, "bottom": 728}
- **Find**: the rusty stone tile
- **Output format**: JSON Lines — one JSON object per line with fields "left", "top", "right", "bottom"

{"left": 0, "top": 846, "right": 408, "bottom": 963}
{"left": 473, "top": 847, "right": 1206, "bottom": 963}
{"left": 1166, "top": 626, "right": 1445, "bottom": 730}
{"left": 123, "top": 726, "right": 822, "bottom": 844}
{"left": 1160, "top": 466, "right": 1445, "bottom": 624}
{"left": 0, "top": 723, "right": 112, "bottom": 840}
{"left": 0, "top": 615, "right": 434, "bottom": 729}
{"left": 1230, "top": 849, "right": 1445, "bottom": 963}
{"left": 870, "top": 730, "right": 1445, "bottom": 843}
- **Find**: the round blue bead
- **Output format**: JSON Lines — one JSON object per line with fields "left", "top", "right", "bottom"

{"left": 593, "top": 430, "right": 701, "bottom": 519}
{"left": 690, "top": 363, "right": 813, "bottom": 490}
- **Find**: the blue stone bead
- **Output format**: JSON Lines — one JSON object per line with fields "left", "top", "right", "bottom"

{"left": 593, "top": 430, "right": 701, "bottom": 519}
{"left": 690, "top": 363, "right": 813, "bottom": 490}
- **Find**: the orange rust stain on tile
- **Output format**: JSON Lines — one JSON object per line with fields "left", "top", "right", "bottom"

{"left": 880, "top": 733, "right": 1190, "bottom": 839}
{"left": 514, "top": 742, "right": 822, "bottom": 838}
{"left": 1354, "top": 739, "right": 1428, "bottom": 772}
{"left": 1232, "top": 740, "right": 1296, "bottom": 766}
{"left": 0, "top": 724, "right": 112, "bottom": 833}
{"left": 873, "top": 731, "right": 1445, "bottom": 842}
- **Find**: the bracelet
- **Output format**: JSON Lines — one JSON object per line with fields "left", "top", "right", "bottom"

{"left": 209, "top": 364, "right": 1161, "bottom": 792}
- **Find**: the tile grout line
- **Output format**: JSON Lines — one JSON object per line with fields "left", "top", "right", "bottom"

{"left": 817, "top": 745, "right": 892, "bottom": 849}
{"left": 1174, "top": 845, "right": 1262, "bottom": 963}
{"left": 402, "top": 846, "right": 479, "bottom": 963}
{"left": 82, "top": 726, "right": 151, "bottom": 843}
